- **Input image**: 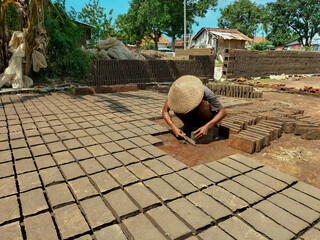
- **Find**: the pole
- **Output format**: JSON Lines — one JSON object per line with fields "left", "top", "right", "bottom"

{"left": 184, "top": 0, "right": 186, "bottom": 50}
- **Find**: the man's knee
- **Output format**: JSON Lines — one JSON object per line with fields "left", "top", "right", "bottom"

{"left": 198, "top": 100, "right": 211, "bottom": 119}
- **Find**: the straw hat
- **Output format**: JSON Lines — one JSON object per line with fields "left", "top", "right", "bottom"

{"left": 168, "top": 75, "right": 204, "bottom": 114}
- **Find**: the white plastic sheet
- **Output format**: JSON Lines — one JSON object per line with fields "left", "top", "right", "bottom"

{"left": 0, "top": 30, "right": 36, "bottom": 89}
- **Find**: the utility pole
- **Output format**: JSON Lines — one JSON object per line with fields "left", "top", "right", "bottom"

{"left": 184, "top": 0, "right": 186, "bottom": 50}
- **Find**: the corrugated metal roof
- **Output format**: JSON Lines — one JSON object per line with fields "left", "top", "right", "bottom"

{"left": 193, "top": 27, "right": 252, "bottom": 42}
{"left": 210, "top": 31, "right": 251, "bottom": 41}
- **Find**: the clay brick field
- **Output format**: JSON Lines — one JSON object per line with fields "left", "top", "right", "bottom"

{"left": 1, "top": 56, "right": 320, "bottom": 239}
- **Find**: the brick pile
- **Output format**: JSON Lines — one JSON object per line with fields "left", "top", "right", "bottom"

{"left": 219, "top": 107, "right": 320, "bottom": 153}
{"left": 207, "top": 82, "right": 263, "bottom": 98}
{"left": 223, "top": 49, "right": 320, "bottom": 79}
{"left": 89, "top": 55, "right": 215, "bottom": 86}
{"left": 234, "top": 81, "right": 320, "bottom": 98}
{"left": 219, "top": 114, "right": 258, "bottom": 138}
{"left": 273, "top": 114, "right": 320, "bottom": 140}
{"left": 229, "top": 120, "right": 283, "bottom": 153}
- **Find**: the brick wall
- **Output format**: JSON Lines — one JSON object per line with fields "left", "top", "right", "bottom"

{"left": 223, "top": 50, "right": 320, "bottom": 79}
{"left": 88, "top": 55, "right": 215, "bottom": 86}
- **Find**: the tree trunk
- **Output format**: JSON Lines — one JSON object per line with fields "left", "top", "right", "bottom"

{"left": 24, "top": 1, "right": 36, "bottom": 77}
{"left": 154, "top": 37, "right": 158, "bottom": 50}
{"left": 18, "top": 14, "right": 26, "bottom": 31}
{"left": 0, "top": 2, "right": 6, "bottom": 73}
{"left": 171, "top": 36, "right": 176, "bottom": 52}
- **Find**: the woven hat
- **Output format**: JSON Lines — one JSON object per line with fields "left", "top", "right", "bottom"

{"left": 168, "top": 75, "right": 204, "bottom": 114}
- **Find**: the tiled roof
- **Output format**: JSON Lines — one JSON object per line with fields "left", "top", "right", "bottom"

{"left": 253, "top": 36, "right": 267, "bottom": 43}
{"left": 168, "top": 38, "right": 191, "bottom": 47}
{"left": 140, "top": 35, "right": 170, "bottom": 46}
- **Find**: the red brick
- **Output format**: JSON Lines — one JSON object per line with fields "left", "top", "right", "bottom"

{"left": 229, "top": 134, "right": 256, "bottom": 153}
{"left": 301, "top": 127, "right": 320, "bottom": 140}
{"left": 75, "top": 88, "right": 93, "bottom": 95}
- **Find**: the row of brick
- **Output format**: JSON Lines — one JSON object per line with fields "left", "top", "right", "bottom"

{"left": 207, "top": 82, "right": 263, "bottom": 98}
{"left": 234, "top": 81, "right": 320, "bottom": 98}
{"left": 223, "top": 49, "right": 320, "bottom": 79}
{"left": 90, "top": 56, "right": 215, "bottom": 86}
{"left": 75, "top": 84, "right": 145, "bottom": 95}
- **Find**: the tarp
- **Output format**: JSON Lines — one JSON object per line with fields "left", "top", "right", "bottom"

{"left": 0, "top": 31, "right": 33, "bottom": 89}
{"left": 0, "top": 28, "right": 48, "bottom": 89}
{"left": 84, "top": 37, "right": 146, "bottom": 60}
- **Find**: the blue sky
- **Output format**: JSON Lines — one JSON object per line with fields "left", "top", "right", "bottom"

{"left": 66, "top": 0, "right": 276, "bottom": 39}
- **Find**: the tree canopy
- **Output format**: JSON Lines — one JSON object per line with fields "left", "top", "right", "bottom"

{"left": 266, "top": 0, "right": 320, "bottom": 47}
{"left": 218, "top": 0, "right": 263, "bottom": 38}
{"left": 116, "top": 0, "right": 218, "bottom": 50}
{"left": 78, "top": 0, "right": 115, "bottom": 43}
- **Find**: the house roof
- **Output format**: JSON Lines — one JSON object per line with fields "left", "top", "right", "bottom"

{"left": 194, "top": 27, "right": 252, "bottom": 42}
{"left": 284, "top": 38, "right": 301, "bottom": 47}
{"left": 74, "top": 21, "right": 95, "bottom": 29}
{"left": 158, "top": 35, "right": 171, "bottom": 44}
{"left": 168, "top": 37, "right": 191, "bottom": 47}
{"left": 253, "top": 36, "right": 267, "bottom": 43}
{"left": 140, "top": 35, "right": 170, "bottom": 46}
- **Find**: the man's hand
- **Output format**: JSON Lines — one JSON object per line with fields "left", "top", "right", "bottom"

{"left": 194, "top": 125, "right": 210, "bottom": 139}
{"left": 173, "top": 127, "right": 186, "bottom": 139}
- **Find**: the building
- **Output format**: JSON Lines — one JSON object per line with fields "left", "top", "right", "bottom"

{"left": 168, "top": 38, "right": 184, "bottom": 50}
{"left": 140, "top": 35, "right": 171, "bottom": 51}
{"left": 283, "top": 39, "right": 302, "bottom": 50}
{"left": 280, "top": 34, "right": 320, "bottom": 52}
{"left": 253, "top": 36, "right": 267, "bottom": 44}
{"left": 74, "top": 21, "right": 93, "bottom": 47}
{"left": 168, "top": 37, "right": 193, "bottom": 50}
{"left": 193, "top": 28, "right": 252, "bottom": 61}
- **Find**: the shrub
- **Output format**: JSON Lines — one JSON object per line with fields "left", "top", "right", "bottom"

{"left": 41, "top": 2, "right": 94, "bottom": 81}
{"left": 251, "top": 41, "right": 275, "bottom": 51}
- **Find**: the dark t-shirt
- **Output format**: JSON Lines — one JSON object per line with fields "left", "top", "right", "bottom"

{"left": 203, "top": 86, "right": 223, "bottom": 112}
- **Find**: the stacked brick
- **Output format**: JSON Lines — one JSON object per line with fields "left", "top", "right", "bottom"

{"left": 224, "top": 107, "right": 320, "bottom": 153}
{"left": 89, "top": 55, "right": 215, "bottom": 86}
{"left": 219, "top": 114, "right": 258, "bottom": 138}
{"left": 207, "top": 82, "right": 263, "bottom": 98}
{"left": 229, "top": 120, "right": 283, "bottom": 153}
{"left": 273, "top": 115, "right": 320, "bottom": 140}
{"left": 253, "top": 109, "right": 320, "bottom": 140}
{"left": 175, "top": 48, "right": 213, "bottom": 57}
{"left": 223, "top": 49, "right": 320, "bottom": 79}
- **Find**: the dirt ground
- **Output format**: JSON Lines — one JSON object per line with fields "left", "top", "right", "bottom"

{"left": 155, "top": 86, "right": 320, "bottom": 188}
{"left": 265, "top": 76, "right": 320, "bottom": 89}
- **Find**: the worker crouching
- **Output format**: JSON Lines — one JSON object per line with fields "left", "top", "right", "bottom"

{"left": 162, "top": 75, "right": 227, "bottom": 141}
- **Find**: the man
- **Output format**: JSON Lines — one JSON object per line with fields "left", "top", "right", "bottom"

{"left": 162, "top": 75, "right": 227, "bottom": 140}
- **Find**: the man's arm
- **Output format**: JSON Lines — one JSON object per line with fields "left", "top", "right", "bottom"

{"left": 162, "top": 100, "right": 186, "bottom": 139}
{"left": 194, "top": 107, "right": 227, "bottom": 139}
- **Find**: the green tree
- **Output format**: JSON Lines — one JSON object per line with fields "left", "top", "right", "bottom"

{"left": 115, "top": 0, "right": 167, "bottom": 50}
{"left": 43, "top": 2, "right": 93, "bottom": 80}
{"left": 266, "top": 0, "right": 320, "bottom": 47}
{"left": 116, "top": 0, "right": 217, "bottom": 51}
{"left": 218, "top": 0, "right": 263, "bottom": 38}
{"left": 78, "top": 0, "right": 115, "bottom": 43}
{"left": 163, "top": 0, "right": 217, "bottom": 52}
{"left": 250, "top": 40, "right": 274, "bottom": 50}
